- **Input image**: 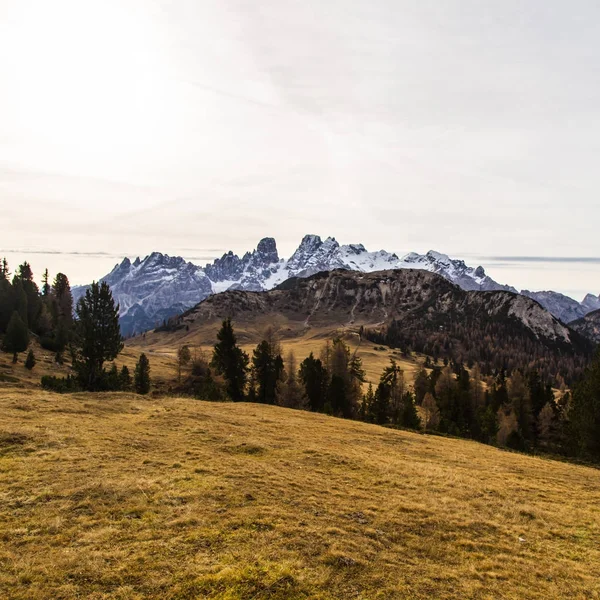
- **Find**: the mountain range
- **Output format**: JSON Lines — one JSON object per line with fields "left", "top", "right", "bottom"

{"left": 160, "top": 268, "right": 592, "bottom": 383}
{"left": 73, "top": 235, "right": 600, "bottom": 336}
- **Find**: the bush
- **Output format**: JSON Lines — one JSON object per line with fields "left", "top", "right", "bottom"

{"left": 41, "top": 375, "right": 80, "bottom": 394}
{"left": 25, "top": 350, "right": 36, "bottom": 370}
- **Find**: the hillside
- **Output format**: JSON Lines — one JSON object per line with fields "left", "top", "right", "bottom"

{"left": 1, "top": 389, "right": 598, "bottom": 599}
{"left": 570, "top": 309, "right": 600, "bottom": 344}
{"left": 136, "top": 269, "right": 592, "bottom": 383}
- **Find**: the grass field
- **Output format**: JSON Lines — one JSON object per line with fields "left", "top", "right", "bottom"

{"left": 1, "top": 388, "right": 598, "bottom": 599}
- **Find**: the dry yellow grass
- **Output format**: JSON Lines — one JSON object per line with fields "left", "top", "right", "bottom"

{"left": 1, "top": 388, "right": 599, "bottom": 599}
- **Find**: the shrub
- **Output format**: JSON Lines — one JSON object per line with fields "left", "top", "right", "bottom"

{"left": 41, "top": 375, "right": 80, "bottom": 394}
{"left": 25, "top": 350, "right": 36, "bottom": 371}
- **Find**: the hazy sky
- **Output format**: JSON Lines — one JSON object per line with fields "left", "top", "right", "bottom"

{"left": 1, "top": 0, "right": 599, "bottom": 298}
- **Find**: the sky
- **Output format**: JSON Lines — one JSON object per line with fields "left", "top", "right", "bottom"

{"left": 0, "top": 0, "right": 599, "bottom": 299}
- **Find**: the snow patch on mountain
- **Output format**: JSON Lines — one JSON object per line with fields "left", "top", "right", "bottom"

{"left": 76, "top": 235, "right": 599, "bottom": 335}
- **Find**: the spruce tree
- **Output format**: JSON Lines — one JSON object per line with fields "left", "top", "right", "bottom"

{"left": 120, "top": 365, "right": 132, "bottom": 391}
{"left": 52, "top": 273, "right": 73, "bottom": 327}
{"left": 42, "top": 269, "right": 50, "bottom": 297}
{"left": 299, "top": 353, "right": 328, "bottom": 412}
{"left": 251, "top": 339, "right": 284, "bottom": 405}
{"left": 210, "top": 319, "right": 249, "bottom": 402}
{"left": 570, "top": 350, "right": 600, "bottom": 459}
{"left": 360, "top": 383, "right": 375, "bottom": 421}
{"left": 134, "top": 353, "right": 151, "bottom": 394}
{"left": 0, "top": 274, "right": 13, "bottom": 333}
{"left": 74, "top": 282, "right": 123, "bottom": 391}
{"left": 0, "top": 258, "right": 9, "bottom": 280}
{"left": 402, "top": 391, "right": 421, "bottom": 430}
{"left": 11, "top": 277, "right": 28, "bottom": 326}
{"left": 278, "top": 351, "right": 305, "bottom": 409}
{"left": 3, "top": 311, "right": 29, "bottom": 363}
{"left": 16, "top": 262, "right": 41, "bottom": 332}
{"left": 25, "top": 349, "right": 36, "bottom": 370}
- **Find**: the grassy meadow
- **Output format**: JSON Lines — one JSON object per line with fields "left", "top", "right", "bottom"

{"left": 0, "top": 388, "right": 598, "bottom": 599}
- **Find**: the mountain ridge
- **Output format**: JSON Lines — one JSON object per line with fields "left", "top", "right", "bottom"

{"left": 167, "top": 268, "right": 592, "bottom": 383}
{"left": 73, "top": 235, "right": 599, "bottom": 336}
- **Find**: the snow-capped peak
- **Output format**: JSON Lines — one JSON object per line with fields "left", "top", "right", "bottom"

{"left": 74, "top": 235, "right": 598, "bottom": 335}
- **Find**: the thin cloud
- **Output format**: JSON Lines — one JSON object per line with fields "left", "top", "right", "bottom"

{"left": 486, "top": 257, "right": 600, "bottom": 264}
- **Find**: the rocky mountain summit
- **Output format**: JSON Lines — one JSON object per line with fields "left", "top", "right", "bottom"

{"left": 74, "top": 235, "right": 599, "bottom": 337}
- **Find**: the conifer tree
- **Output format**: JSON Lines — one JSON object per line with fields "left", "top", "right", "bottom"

{"left": 0, "top": 258, "right": 9, "bottom": 280}
{"left": 570, "top": 349, "right": 600, "bottom": 459}
{"left": 299, "top": 353, "right": 328, "bottom": 412}
{"left": 210, "top": 318, "right": 249, "bottom": 402}
{"left": 251, "top": 339, "right": 284, "bottom": 405}
{"left": 52, "top": 273, "right": 73, "bottom": 331}
{"left": 0, "top": 273, "right": 13, "bottom": 333}
{"left": 11, "top": 277, "right": 28, "bottom": 326}
{"left": 134, "top": 353, "right": 151, "bottom": 394}
{"left": 360, "top": 383, "right": 375, "bottom": 421}
{"left": 25, "top": 349, "right": 36, "bottom": 370}
{"left": 16, "top": 262, "right": 41, "bottom": 332}
{"left": 74, "top": 281, "right": 123, "bottom": 391}
{"left": 278, "top": 351, "right": 305, "bottom": 409}
{"left": 402, "top": 391, "right": 421, "bottom": 430}
{"left": 3, "top": 311, "right": 29, "bottom": 363}
{"left": 120, "top": 365, "right": 132, "bottom": 391}
{"left": 42, "top": 269, "right": 50, "bottom": 297}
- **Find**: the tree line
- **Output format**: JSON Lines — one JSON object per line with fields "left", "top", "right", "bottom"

{"left": 179, "top": 318, "right": 600, "bottom": 463}
{"left": 0, "top": 259, "right": 151, "bottom": 395}
{"left": 0, "top": 260, "right": 73, "bottom": 362}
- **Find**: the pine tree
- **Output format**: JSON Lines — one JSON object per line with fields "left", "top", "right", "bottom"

{"left": 42, "top": 269, "right": 50, "bottom": 297}
{"left": 0, "top": 258, "right": 9, "bottom": 280}
{"left": 134, "top": 354, "right": 151, "bottom": 394}
{"left": 74, "top": 282, "right": 123, "bottom": 391}
{"left": 3, "top": 311, "right": 29, "bottom": 363}
{"left": 570, "top": 349, "right": 600, "bottom": 459}
{"left": 210, "top": 319, "right": 249, "bottom": 402}
{"left": 25, "top": 349, "right": 36, "bottom": 370}
{"left": 402, "top": 391, "right": 421, "bottom": 430}
{"left": 278, "top": 351, "right": 305, "bottom": 409}
{"left": 371, "top": 380, "right": 391, "bottom": 425}
{"left": 251, "top": 339, "right": 284, "bottom": 405}
{"left": 299, "top": 353, "right": 328, "bottom": 412}
{"left": 11, "top": 277, "right": 28, "bottom": 326}
{"left": 107, "top": 364, "right": 120, "bottom": 390}
{"left": 16, "top": 262, "right": 41, "bottom": 332}
{"left": 119, "top": 365, "right": 132, "bottom": 391}
{"left": 52, "top": 273, "right": 73, "bottom": 329}
{"left": 0, "top": 274, "right": 13, "bottom": 333}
